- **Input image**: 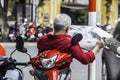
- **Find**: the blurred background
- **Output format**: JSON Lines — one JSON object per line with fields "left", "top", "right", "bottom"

{"left": 0, "top": 0, "right": 119, "bottom": 42}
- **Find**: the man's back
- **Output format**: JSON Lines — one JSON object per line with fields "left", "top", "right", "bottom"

{"left": 37, "top": 34, "right": 72, "bottom": 53}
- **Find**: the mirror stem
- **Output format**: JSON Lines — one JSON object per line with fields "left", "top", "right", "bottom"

{"left": 10, "top": 49, "right": 17, "bottom": 58}
{"left": 26, "top": 52, "right": 32, "bottom": 61}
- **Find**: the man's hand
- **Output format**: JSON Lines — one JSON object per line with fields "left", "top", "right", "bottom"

{"left": 92, "top": 39, "right": 105, "bottom": 54}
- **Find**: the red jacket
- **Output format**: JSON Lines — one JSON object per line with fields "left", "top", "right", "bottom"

{"left": 37, "top": 34, "right": 95, "bottom": 64}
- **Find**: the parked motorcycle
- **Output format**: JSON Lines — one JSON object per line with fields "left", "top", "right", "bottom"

{"left": 27, "top": 23, "right": 37, "bottom": 42}
{"left": 36, "top": 24, "right": 44, "bottom": 40}
{"left": 8, "top": 25, "right": 16, "bottom": 42}
{"left": 44, "top": 25, "right": 53, "bottom": 34}
{"left": 18, "top": 23, "right": 27, "bottom": 41}
{"left": 12, "top": 33, "right": 82, "bottom": 80}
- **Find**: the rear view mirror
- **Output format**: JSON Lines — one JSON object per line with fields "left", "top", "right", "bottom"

{"left": 16, "top": 36, "right": 27, "bottom": 53}
{"left": 71, "top": 33, "right": 83, "bottom": 45}
{"left": 16, "top": 36, "right": 24, "bottom": 49}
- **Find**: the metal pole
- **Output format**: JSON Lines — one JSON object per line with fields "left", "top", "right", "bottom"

{"left": 88, "top": 0, "right": 96, "bottom": 80}
{"left": 50, "top": 0, "right": 54, "bottom": 24}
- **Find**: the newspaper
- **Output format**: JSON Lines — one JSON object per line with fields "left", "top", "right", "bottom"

{"left": 68, "top": 25, "right": 113, "bottom": 50}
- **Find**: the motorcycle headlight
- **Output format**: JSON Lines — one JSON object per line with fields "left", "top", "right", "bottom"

{"left": 40, "top": 55, "right": 57, "bottom": 69}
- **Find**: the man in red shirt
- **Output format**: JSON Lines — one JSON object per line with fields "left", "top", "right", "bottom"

{"left": 37, "top": 13, "right": 104, "bottom": 64}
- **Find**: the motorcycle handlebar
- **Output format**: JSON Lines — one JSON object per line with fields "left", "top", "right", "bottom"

{"left": 15, "top": 62, "right": 31, "bottom": 66}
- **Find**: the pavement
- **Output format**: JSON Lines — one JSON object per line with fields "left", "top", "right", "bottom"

{"left": 0, "top": 42, "right": 37, "bottom": 46}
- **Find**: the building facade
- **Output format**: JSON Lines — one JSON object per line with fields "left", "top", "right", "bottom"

{"left": 1, "top": 0, "right": 120, "bottom": 27}
{"left": 101, "top": 0, "right": 118, "bottom": 26}
{"left": 15, "top": 0, "right": 33, "bottom": 25}
{"left": 37, "top": 0, "right": 89, "bottom": 26}
{"left": 37, "top": 0, "right": 62, "bottom": 26}
{"left": 37, "top": 0, "right": 119, "bottom": 26}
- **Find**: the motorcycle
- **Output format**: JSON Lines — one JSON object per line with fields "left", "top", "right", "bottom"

{"left": 102, "top": 37, "right": 120, "bottom": 80}
{"left": 0, "top": 57, "right": 24, "bottom": 80}
{"left": 0, "top": 37, "right": 31, "bottom": 80}
{"left": 27, "top": 23, "right": 37, "bottom": 42}
{"left": 18, "top": 23, "right": 27, "bottom": 41}
{"left": 11, "top": 33, "right": 82, "bottom": 80}
{"left": 36, "top": 24, "right": 44, "bottom": 40}
{"left": 8, "top": 25, "right": 16, "bottom": 42}
{"left": 44, "top": 25, "right": 53, "bottom": 35}
{"left": 35, "top": 24, "right": 53, "bottom": 41}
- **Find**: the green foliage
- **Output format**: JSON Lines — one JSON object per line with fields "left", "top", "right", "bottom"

{"left": 38, "top": 0, "right": 45, "bottom": 6}
{"left": 12, "top": 0, "right": 19, "bottom": 2}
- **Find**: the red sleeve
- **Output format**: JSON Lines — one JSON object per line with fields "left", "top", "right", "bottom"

{"left": 70, "top": 44, "right": 95, "bottom": 65}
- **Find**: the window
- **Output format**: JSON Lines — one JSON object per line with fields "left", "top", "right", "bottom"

{"left": 25, "top": 4, "right": 32, "bottom": 22}
{"left": 16, "top": 3, "right": 33, "bottom": 25}
{"left": 61, "top": 7, "right": 88, "bottom": 25}
{"left": 17, "top": 4, "right": 23, "bottom": 24}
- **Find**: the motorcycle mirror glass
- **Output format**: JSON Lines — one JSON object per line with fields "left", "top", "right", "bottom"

{"left": 16, "top": 36, "right": 27, "bottom": 53}
{"left": 117, "top": 46, "right": 120, "bottom": 54}
{"left": 71, "top": 33, "right": 83, "bottom": 45}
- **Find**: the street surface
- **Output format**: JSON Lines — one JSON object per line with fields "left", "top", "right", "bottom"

{"left": 2, "top": 42, "right": 102, "bottom": 80}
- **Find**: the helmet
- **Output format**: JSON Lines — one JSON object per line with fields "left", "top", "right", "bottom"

{"left": 54, "top": 13, "right": 71, "bottom": 28}
{"left": 0, "top": 44, "right": 6, "bottom": 56}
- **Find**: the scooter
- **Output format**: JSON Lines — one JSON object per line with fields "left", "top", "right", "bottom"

{"left": 44, "top": 25, "right": 53, "bottom": 34}
{"left": 102, "top": 37, "right": 120, "bottom": 80}
{"left": 12, "top": 33, "right": 82, "bottom": 80}
{"left": 18, "top": 23, "right": 27, "bottom": 41}
{"left": 27, "top": 23, "right": 37, "bottom": 42}
{"left": 8, "top": 25, "right": 16, "bottom": 42}
{"left": 36, "top": 24, "right": 44, "bottom": 40}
